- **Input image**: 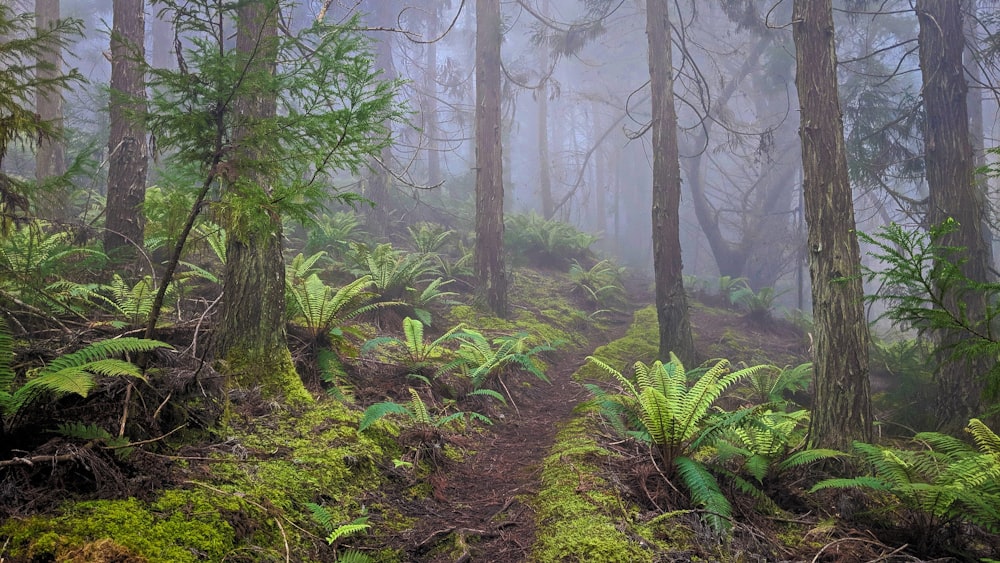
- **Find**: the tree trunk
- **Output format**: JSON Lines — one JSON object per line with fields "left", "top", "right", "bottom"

{"left": 917, "top": 0, "right": 993, "bottom": 429}
{"left": 216, "top": 0, "right": 308, "bottom": 404}
{"left": 793, "top": 0, "right": 872, "bottom": 450}
{"left": 35, "top": 0, "right": 66, "bottom": 220}
{"left": 646, "top": 0, "right": 694, "bottom": 365}
{"left": 364, "top": 1, "right": 396, "bottom": 239}
{"left": 105, "top": 0, "right": 148, "bottom": 261}
{"left": 537, "top": 0, "right": 554, "bottom": 220}
{"left": 424, "top": 10, "right": 441, "bottom": 188}
{"left": 475, "top": 0, "right": 507, "bottom": 317}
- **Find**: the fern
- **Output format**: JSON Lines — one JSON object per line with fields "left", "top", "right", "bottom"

{"left": 1, "top": 337, "right": 171, "bottom": 427}
{"left": 361, "top": 317, "right": 463, "bottom": 375}
{"left": 0, "top": 318, "right": 13, "bottom": 396}
{"left": 358, "top": 400, "right": 412, "bottom": 432}
{"left": 811, "top": 420, "right": 1000, "bottom": 534}
{"left": 675, "top": 455, "right": 731, "bottom": 533}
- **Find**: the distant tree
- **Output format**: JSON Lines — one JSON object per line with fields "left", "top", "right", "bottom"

{"left": 0, "top": 5, "right": 82, "bottom": 232}
{"left": 142, "top": 0, "right": 400, "bottom": 397}
{"left": 916, "top": 0, "right": 994, "bottom": 428}
{"left": 792, "top": 0, "right": 873, "bottom": 450}
{"left": 475, "top": 0, "right": 508, "bottom": 316}
{"left": 104, "top": 0, "right": 148, "bottom": 260}
{"left": 33, "top": 0, "right": 67, "bottom": 220}
{"left": 361, "top": 0, "right": 398, "bottom": 239}
{"left": 646, "top": 0, "right": 694, "bottom": 364}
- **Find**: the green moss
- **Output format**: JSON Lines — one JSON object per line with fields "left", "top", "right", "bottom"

{"left": 223, "top": 345, "right": 313, "bottom": 406}
{"left": 0, "top": 400, "right": 402, "bottom": 562}
{"left": 530, "top": 413, "right": 652, "bottom": 562}
{"left": 0, "top": 494, "right": 238, "bottom": 561}
{"left": 575, "top": 306, "right": 659, "bottom": 380}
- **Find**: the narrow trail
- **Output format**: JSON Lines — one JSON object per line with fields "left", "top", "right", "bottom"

{"left": 391, "top": 321, "right": 631, "bottom": 562}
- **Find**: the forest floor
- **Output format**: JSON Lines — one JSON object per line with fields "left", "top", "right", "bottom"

{"left": 369, "top": 289, "right": 813, "bottom": 562}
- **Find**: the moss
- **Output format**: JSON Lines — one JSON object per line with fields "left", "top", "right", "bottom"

{"left": 0, "top": 399, "right": 402, "bottom": 562}
{"left": 223, "top": 345, "right": 313, "bottom": 406}
{"left": 530, "top": 412, "right": 653, "bottom": 563}
{"left": 575, "top": 306, "right": 659, "bottom": 380}
{"left": 0, "top": 494, "right": 238, "bottom": 562}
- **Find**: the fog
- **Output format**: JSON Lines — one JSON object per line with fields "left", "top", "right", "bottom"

{"left": 6, "top": 0, "right": 1000, "bottom": 312}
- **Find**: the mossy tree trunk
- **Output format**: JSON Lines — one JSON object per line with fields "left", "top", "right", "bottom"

{"left": 215, "top": 0, "right": 309, "bottom": 404}
{"left": 792, "top": 0, "right": 872, "bottom": 450}
{"left": 646, "top": 0, "right": 694, "bottom": 365}
{"left": 917, "top": 0, "right": 993, "bottom": 429}
{"left": 475, "top": 0, "right": 508, "bottom": 317}
{"left": 105, "top": 0, "right": 148, "bottom": 261}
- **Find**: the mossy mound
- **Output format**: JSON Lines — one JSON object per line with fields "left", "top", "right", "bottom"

{"left": 530, "top": 408, "right": 654, "bottom": 562}
{"left": 0, "top": 400, "right": 402, "bottom": 562}
{"left": 574, "top": 305, "right": 659, "bottom": 380}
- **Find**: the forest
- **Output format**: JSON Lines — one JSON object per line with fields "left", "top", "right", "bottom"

{"left": 2, "top": 0, "right": 1000, "bottom": 561}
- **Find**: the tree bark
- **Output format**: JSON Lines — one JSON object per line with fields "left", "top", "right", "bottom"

{"left": 216, "top": 0, "right": 306, "bottom": 402}
{"left": 792, "top": 0, "right": 872, "bottom": 450}
{"left": 364, "top": 1, "right": 396, "bottom": 240}
{"left": 35, "top": 0, "right": 66, "bottom": 220}
{"left": 646, "top": 0, "right": 694, "bottom": 364}
{"left": 475, "top": 0, "right": 507, "bottom": 317}
{"left": 917, "top": 0, "right": 993, "bottom": 429}
{"left": 424, "top": 9, "right": 441, "bottom": 188}
{"left": 105, "top": 0, "right": 148, "bottom": 260}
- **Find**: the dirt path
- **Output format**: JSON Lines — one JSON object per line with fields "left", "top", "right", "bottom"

{"left": 388, "top": 324, "right": 627, "bottom": 562}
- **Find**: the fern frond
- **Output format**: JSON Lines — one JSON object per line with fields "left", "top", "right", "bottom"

{"left": 675, "top": 455, "right": 731, "bottom": 533}
{"left": 809, "top": 476, "right": 891, "bottom": 493}
{"left": 358, "top": 401, "right": 410, "bottom": 431}
{"left": 0, "top": 317, "right": 13, "bottom": 392}
{"left": 467, "top": 388, "right": 506, "bottom": 404}
{"left": 967, "top": 418, "right": 1000, "bottom": 456}
{"left": 306, "top": 502, "right": 336, "bottom": 532}
{"left": 466, "top": 411, "right": 494, "bottom": 426}
{"left": 778, "top": 448, "right": 845, "bottom": 472}
{"left": 408, "top": 388, "right": 432, "bottom": 426}
{"left": 326, "top": 516, "right": 370, "bottom": 544}
{"left": 55, "top": 421, "right": 113, "bottom": 441}
{"left": 336, "top": 549, "right": 374, "bottom": 563}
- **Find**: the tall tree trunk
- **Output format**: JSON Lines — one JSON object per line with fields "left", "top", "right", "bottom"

{"left": 537, "top": 0, "right": 553, "bottom": 220}
{"left": 646, "top": 0, "right": 694, "bottom": 364}
{"left": 963, "top": 0, "right": 993, "bottom": 269}
{"left": 917, "top": 0, "right": 993, "bottom": 429}
{"left": 105, "top": 0, "right": 148, "bottom": 260}
{"left": 424, "top": 10, "right": 441, "bottom": 188}
{"left": 364, "top": 2, "right": 396, "bottom": 239}
{"left": 216, "top": 0, "right": 307, "bottom": 403}
{"left": 35, "top": 0, "right": 66, "bottom": 220}
{"left": 475, "top": 0, "right": 507, "bottom": 316}
{"left": 792, "top": 0, "right": 872, "bottom": 450}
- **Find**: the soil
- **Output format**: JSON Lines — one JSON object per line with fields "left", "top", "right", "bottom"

{"left": 368, "top": 302, "right": 812, "bottom": 562}
{"left": 380, "top": 327, "right": 620, "bottom": 562}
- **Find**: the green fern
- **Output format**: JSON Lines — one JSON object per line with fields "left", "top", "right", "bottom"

{"left": 675, "top": 455, "right": 731, "bottom": 533}
{"left": 306, "top": 503, "right": 372, "bottom": 560}
{"left": 810, "top": 419, "right": 1000, "bottom": 534}
{"left": 361, "top": 317, "right": 463, "bottom": 375}
{"left": 286, "top": 274, "right": 387, "bottom": 340}
{"left": 443, "top": 329, "right": 556, "bottom": 389}
{"left": 358, "top": 387, "right": 493, "bottom": 432}
{"left": 586, "top": 354, "right": 774, "bottom": 535}
{"left": 0, "top": 337, "right": 171, "bottom": 429}
{"left": 407, "top": 222, "right": 453, "bottom": 254}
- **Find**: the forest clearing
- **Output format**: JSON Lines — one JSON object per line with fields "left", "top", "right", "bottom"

{"left": 4, "top": 0, "right": 1000, "bottom": 561}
